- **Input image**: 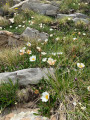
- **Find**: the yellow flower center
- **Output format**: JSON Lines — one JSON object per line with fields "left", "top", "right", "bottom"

{"left": 32, "top": 58, "right": 35, "bottom": 61}
{"left": 79, "top": 64, "right": 83, "bottom": 68}
{"left": 45, "top": 95, "right": 48, "bottom": 100}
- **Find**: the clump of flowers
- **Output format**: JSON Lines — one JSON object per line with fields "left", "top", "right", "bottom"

{"left": 47, "top": 58, "right": 56, "bottom": 65}
{"left": 26, "top": 50, "right": 32, "bottom": 54}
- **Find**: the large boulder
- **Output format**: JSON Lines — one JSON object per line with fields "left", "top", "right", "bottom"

{"left": 0, "top": 68, "right": 54, "bottom": 86}
{"left": 22, "top": 27, "right": 49, "bottom": 41}
{"left": 22, "top": 1, "right": 59, "bottom": 16}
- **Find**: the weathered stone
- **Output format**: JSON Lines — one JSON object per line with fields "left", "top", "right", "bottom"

{"left": 22, "top": 27, "right": 48, "bottom": 41}
{"left": 46, "top": 10, "right": 57, "bottom": 16}
{"left": 0, "top": 68, "right": 54, "bottom": 86}
{"left": 57, "top": 14, "right": 68, "bottom": 19}
{"left": 0, "top": 110, "right": 49, "bottom": 120}
{"left": 75, "top": 13, "right": 89, "bottom": 19}
{"left": 22, "top": 1, "right": 59, "bottom": 16}
{"left": 57, "top": 13, "right": 89, "bottom": 19}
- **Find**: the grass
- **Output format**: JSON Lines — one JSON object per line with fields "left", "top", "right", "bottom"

{"left": 0, "top": 16, "right": 9, "bottom": 27}
{"left": 0, "top": 79, "right": 19, "bottom": 112}
{"left": 0, "top": 1, "right": 90, "bottom": 119}
{"left": 59, "top": 0, "right": 90, "bottom": 15}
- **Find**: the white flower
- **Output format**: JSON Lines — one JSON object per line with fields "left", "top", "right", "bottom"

{"left": 41, "top": 52, "right": 47, "bottom": 55}
{"left": 47, "top": 58, "right": 56, "bottom": 65}
{"left": 41, "top": 92, "right": 49, "bottom": 102}
{"left": 50, "top": 34, "right": 53, "bottom": 37}
{"left": 29, "top": 21, "right": 34, "bottom": 25}
{"left": 81, "top": 107, "right": 86, "bottom": 110}
{"left": 30, "top": 55, "right": 36, "bottom": 62}
{"left": 26, "top": 50, "right": 32, "bottom": 54}
{"left": 73, "top": 102, "right": 77, "bottom": 106}
{"left": 10, "top": 26, "right": 12, "bottom": 28}
{"left": 73, "top": 38, "right": 77, "bottom": 41}
{"left": 50, "top": 28, "right": 53, "bottom": 31}
{"left": 39, "top": 23, "right": 43, "bottom": 28}
{"left": 9, "top": 18, "right": 14, "bottom": 23}
{"left": 45, "top": 39, "right": 48, "bottom": 42}
{"left": 36, "top": 47, "right": 41, "bottom": 52}
{"left": 15, "top": 102, "right": 17, "bottom": 105}
{"left": 31, "top": 16, "right": 34, "bottom": 19}
{"left": 87, "top": 86, "right": 90, "bottom": 91}
{"left": 77, "top": 63, "right": 85, "bottom": 69}
{"left": 42, "top": 58, "right": 47, "bottom": 62}
{"left": 85, "top": 3, "right": 88, "bottom": 5}
{"left": 22, "top": 25, "right": 25, "bottom": 27}
{"left": 18, "top": 25, "right": 22, "bottom": 27}
{"left": 0, "top": 27, "right": 2, "bottom": 30}
{"left": 38, "top": 39, "right": 41, "bottom": 41}
{"left": 22, "top": 47, "right": 26, "bottom": 50}
{"left": 68, "top": 17, "right": 71, "bottom": 20}
{"left": 79, "top": 102, "right": 82, "bottom": 105}
{"left": 20, "top": 49, "right": 25, "bottom": 53}
{"left": 22, "top": 21, "right": 25, "bottom": 23}
{"left": 0, "top": 110, "right": 1, "bottom": 114}
{"left": 26, "top": 42, "right": 31, "bottom": 47}
{"left": 57, "top": 52, "right": 63, "bottom": 55}
{"left": 15, "top": 27, "right": 18, "bottom": 29}
{"left": 55, "top": 37, "right": 60, "bottom": 41}
{"left": 83, "top": 33, "right": 86, "bottom": 36}
{"left": 52, "top": 52, "right": 57, "bottom": 56}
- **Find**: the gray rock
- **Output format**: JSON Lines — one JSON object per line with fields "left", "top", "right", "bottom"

{"left": 73, "top": 18, "right": 89, "bottom": 24}
{"left": 75, "top": 13, "right": 89, "bottom": 19}
{"left": 0, "top": 68, "right": 54, "bottom": 86}
{"left": 22, "top": 1, "right": 59, "bottom": 16}
{"left": 46, "top": 10, "right": 57, "bottom": 16}
{"left": 57, "top": 14, "right": 68, "bottom": 19}
{"left": 22, "top": 27, "right": 48, "bottom": 41}
{"left": 57, "top": 13, "right": 89, "bottom": 19}
{"left": 68, "top": 14, "right": 76, "bottom": 18}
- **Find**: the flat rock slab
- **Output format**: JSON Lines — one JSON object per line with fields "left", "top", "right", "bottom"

{"left": 57, "top": 13, "right": 89, "bottom": 19}
{"left": 0, "top": 68, "right": 54, "bottom": 86}
{"left": 0, "top": 109, "right": 49, "bottom": 120}
{"left": 22, "top": 27, "right": 49, "bottom": 41}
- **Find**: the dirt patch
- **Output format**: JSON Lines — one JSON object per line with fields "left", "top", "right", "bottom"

{"left": 0, "top": 30, "right": 24, "bottom": 49}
